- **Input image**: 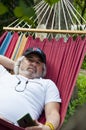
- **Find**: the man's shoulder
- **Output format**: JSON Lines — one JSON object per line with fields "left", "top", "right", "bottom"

{"left": 33, "top": 77, "right": 52, "bottom": 84}
{"left": 37, "top": 78, "right": 56, "bottom": 85}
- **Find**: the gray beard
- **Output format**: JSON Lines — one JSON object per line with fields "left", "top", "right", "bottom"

{"left": 19, "top": 69, "right": 41, "bottom": 79}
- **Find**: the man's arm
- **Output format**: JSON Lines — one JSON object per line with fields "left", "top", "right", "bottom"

{"left": 0, "top": 55, "right": 14, "bottom": 70}
{"left": 25, "top": 102, "right": 60, "bottom": 130}
{"left": 44, "top": 102, "right": 60, "bottom": 130}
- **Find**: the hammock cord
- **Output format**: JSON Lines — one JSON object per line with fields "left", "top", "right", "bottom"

{"left": 3, "top": 0, "right": 86, "bottom": 37}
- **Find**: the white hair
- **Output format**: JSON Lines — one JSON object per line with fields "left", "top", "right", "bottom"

{"left": 14, "top": 56, "right": 47, "bottom": 78}
{"left": 14, "top": 56, "right": 24, "bottom": 75}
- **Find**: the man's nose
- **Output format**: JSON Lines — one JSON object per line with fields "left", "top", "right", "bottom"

{"left": 31, "top": 61, "right": 37, "bottom": 66}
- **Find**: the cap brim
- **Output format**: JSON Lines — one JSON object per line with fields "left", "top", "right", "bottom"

{"left": 24, "top": 51, "right": 46, "bottom": 64}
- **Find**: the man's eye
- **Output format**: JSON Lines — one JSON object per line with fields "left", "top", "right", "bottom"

{"left": 36, "top": 61, "right": 41, "bottom": 64}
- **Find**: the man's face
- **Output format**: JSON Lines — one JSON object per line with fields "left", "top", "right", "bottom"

{"left": 19, "top": 54, "right": 45, "bottom": 79}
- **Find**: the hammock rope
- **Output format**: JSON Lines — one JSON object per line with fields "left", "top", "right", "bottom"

{"left": 33, "top": 0, "right": 86, "bottom": 31}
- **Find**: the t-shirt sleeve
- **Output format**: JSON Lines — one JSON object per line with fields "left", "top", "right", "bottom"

{"left": 0, "top": 65, "right": 9, "bottom": 76}
{"left": 45, "top": 79, "right": 61, "bottom": 104}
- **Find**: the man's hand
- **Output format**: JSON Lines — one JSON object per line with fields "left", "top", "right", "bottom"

{"left": 25, "top": 121, "right": 50, "bottom": 130}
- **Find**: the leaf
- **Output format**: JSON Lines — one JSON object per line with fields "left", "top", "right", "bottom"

{"left": 23, "top": 7, "right": 35, "bottom": 18}
{"left": 14, "top": 6, "right": 35, "bottom": 19}
{"left": 13, "top": 6, "right": 24, "bottom": 17}
{"left": 18, "top": 0, "right": 35, "bottom": 17}
{"left": 0, "top": 2, "right": 8, "bottom": 15}
{"left": 44, "top": 0, "right": 60, "bottom": 6}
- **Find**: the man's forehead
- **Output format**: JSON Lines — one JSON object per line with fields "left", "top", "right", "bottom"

{"left": 25, "top": 53, "right": 42, "bottom": 61}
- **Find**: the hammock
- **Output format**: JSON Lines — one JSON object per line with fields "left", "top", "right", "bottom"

{"left": 0, "top": 29, "right": 86, "bottom": 130}
{"left": 0, "top": 0, "right": 86, "bottom": 129}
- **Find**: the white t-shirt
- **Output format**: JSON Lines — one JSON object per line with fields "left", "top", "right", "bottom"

{"left": 0, "top": 65, "right": 61, "bottom": 125}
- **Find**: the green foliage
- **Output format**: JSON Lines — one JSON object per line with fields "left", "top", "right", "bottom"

{"left": 14, "top": 6, "right": 35, "bottom": 18}
{"left": 73, "top": 0, "right": 86, "bottom": 22}
{"left": 0, "top": 2, "right": 8, "bottom": 15}
{"left": 44, "top": 0, "right": 60, "bottom": 6}
{"left": 0, "top": 0, "right": 36, "bottom": 33}
{"left": 73, "top": 0, "right": 86, "bottom": 9}
{"left": 14, "top": 6, "right": 23, "bottom": 17}
{"left": 65, "top": 73, "right": 86, "bottom": 122}
{"left": 14, "top": 0, "right": 35, "bottom": 18}
{"left": 81, "top": 56, "right": 86, "bottom": 69}
{"left": 13, "top": 0, "right": 36, "bottom": 27}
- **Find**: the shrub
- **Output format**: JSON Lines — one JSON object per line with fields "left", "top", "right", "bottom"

{"left": 64, "top": 73, "right": 86, "bottom": 122}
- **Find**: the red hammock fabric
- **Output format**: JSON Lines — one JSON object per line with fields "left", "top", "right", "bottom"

{"left": 0, "top": 35, "right": 86, "bottom": 130}
{"left": 4, "top": 32, "right": 19, "bottom": 58}
{"left": 0, "top": 31, "right": 8, "bottom": 46}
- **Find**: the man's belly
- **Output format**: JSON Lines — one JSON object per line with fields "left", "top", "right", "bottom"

{"left": 0, "top": 87, "right": 36, "bottom": 124}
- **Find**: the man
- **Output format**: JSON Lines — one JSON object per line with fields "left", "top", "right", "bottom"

{"left": 0, "top": 47, "right": 61, "bottom": 130}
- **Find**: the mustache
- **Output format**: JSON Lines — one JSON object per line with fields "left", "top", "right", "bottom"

{"left": 27, "top": 67, "right": 36, "bottom": 72}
